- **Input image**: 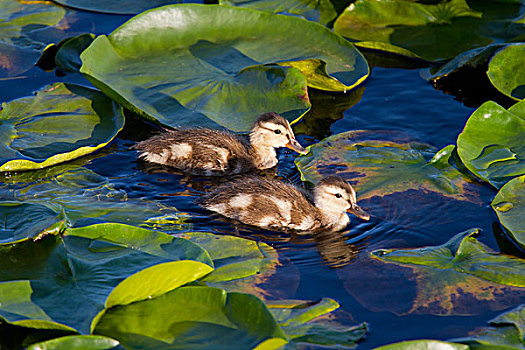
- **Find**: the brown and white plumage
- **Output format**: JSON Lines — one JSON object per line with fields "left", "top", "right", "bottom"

{"left": 133, "top": 112, "right": 306, "bottom": 176}
{"left": 198, "top": 175, "right": 370, "bottom": 233}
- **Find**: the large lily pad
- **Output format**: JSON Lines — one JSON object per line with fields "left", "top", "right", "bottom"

{"left": 92, "top": 286, "right": 287, "bottom": 349}
{"left": 0, "top": 83, "right": 124, "bottom": 171}
{"left": 487, "top": 43, "right": 525, "bottom": 101}
{"left": 456, "top": 100, "right": 525, "bottom": 188}
{"left": 51, "top": 0, "right": 183, "bottom": 15}
{"left": 219, "top": 0, "right": 337, "bottom": 25}
{"left": 296, "top": 130, "right": 478, "bottom": 201}
{"left": 0, "top": 0, "right": 65, "bottom": 77}
{"left": 333, "top": 0, "right": 525, "bottom": 62}
{"left": 3, "top": 166, "right": 188, "bottom": 230}
{"left": 452, "top": 304, "right": 525, "bottom": 349}
{"left": 0, "top": 223, "right": 211, "bottom": 333}
{"left": 492, "top": 175, "right": 525, "bottom": 250}
{"left": 0, "top": 202, "right": 67, "bottom": 245}
{"left": 80, "top": 4, "right": 369, "bottom": 132}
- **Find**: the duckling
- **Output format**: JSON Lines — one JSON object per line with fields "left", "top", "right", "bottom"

{"left": 198, "top": 175, "right": 370, "bottom": 233}
{"left": 133, "top": 112, "right": 307, "bottom": 176}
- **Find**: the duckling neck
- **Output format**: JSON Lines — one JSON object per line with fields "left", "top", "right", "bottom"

{"left": 315, "top": 202, "right": 350, "bottom": 231}
{"left": 249, "top": 134, "right": 278, "bottom": 169}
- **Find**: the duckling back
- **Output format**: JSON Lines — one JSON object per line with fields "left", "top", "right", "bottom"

{"left": 134, "top": 129, "right": 256, "bottom": 176}
{"left": 198, "top": 177, "right": 323, "bottom": 233}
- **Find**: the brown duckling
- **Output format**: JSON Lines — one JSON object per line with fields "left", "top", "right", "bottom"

{"left": 198, "top": 175, "right": 370, "bottom": 233}
{"left": 133, "top": 112, "right": 307, "bottom": 176}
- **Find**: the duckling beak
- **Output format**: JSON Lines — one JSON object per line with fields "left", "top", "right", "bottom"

{"left": 286, "top": 138, "right": 308, "bottom": 154}
{"left": 347, "top": 204, "right": 370, "bottom": 221}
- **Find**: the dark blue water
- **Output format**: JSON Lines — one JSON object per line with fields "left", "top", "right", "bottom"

{"left": 2, "top": 5, "right": 522, "bottom": 349}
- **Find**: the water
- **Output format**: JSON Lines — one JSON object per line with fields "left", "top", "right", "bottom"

{"left": 1, "top": 5, "right": 523, "bottom": 349}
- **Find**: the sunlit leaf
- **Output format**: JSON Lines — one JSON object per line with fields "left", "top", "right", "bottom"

{"left": 219, "top": 0, "right": 337, "bottom": 25}
{"left": 492, "top": 175, "right": 525, "bottom": 251}
{"left": 80, "top": 4, "right": 369, "bottom": 131}
{"left": 457, "top": 100, "right": 525, "bottom": 188}
{"left": 26, "top": 335, "right": 121, "bottom": 350}
{"left": 333, "top": 0, "right": 524, "bottom": 62}
{"left": 373, "top": 340, "right": 468, "bottom": 350}
{"left": 51, "top": 0, "right": 183, "bottom": 15}
{"left": 487, "top": 43, "right": 525, "bottom": 101}
{"left": 93, "top": 286, "right": 287, "bottom": 349}
{"left": 0, "top": 83, "right": 124, "bottom": 171}
{"left": 296, "top": 131, "right": 478, "bottom": 201}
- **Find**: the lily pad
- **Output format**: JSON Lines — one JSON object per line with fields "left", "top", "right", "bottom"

{"left": 0, "top": 0, "right": 65, "bottom": 77}
{"left": 0, "top": 223, "right": 212, "bottom": 333}
{"left": 456, "top": 100, "right": 525, "bottom": 188}
{"left": 26, "top": 335, "right": 121, "bottom": 350}
{"left": 295, "top": 130, "right": 478, "bottom": 201}
{"left": 219, "top": 0, "right": 337, "bottom": 25}
{"left": 51, "top": 0, "right": 183, "bottom": 15}
{"left": 492, "top": 175, "right": 525, "bottom": 250}
{"left": 55, "top": 34, "right": 96, "bottom": 72}
{"left": 487, "top": 43, "right": 525, "bottom": 101}
{"left": 333, "top": 0, "right": 525, "bottom": 62}
{"left": 452, "top": 304, "right": 525, "bottom": 349}
{"left": 0, "top": 202, "right": 67, "bottom": 245}
{"left": 0, "top": 83, "right": 124, "bottom": 172}
{"left": 92, "top": 286, "right": 287, "bottom": 349}
{"left": 80, "top": 4, "right": 369, "bottom": 132}
{"left": 373, "top": 340, "right": 468, "bottom": 350}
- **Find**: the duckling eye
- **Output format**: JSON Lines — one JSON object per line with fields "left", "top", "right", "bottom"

{"left": 274, "top": 129, "right": 282, "bottom": 135}
{"left": 335, "top": 193, "right": 342, "bottom": 198}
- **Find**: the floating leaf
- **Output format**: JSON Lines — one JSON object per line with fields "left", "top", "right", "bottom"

{"left": 55, "top": 34, "right": 96, "bottom": 72}
{"left": 492, "top": 175, "right": 525, "bottom": 250}
{"left": 452, "top": 304, "right": 525, "bottom": 349}
{"left": 0, "top": 223, "right": 211, "bottom": 333}
{"left": 219, "top": 0, "right": 337, "bottom": 25}
{"left": 80, "top": 4, "right": 368, "bottom": 131}
{"left": 0, "top": 202, "right": 67, "bottom": 245}
{"left": 93, "top": 286, "right": 287, "bottom": 349}
{"left": 0, "top": 83, "right": 124, "bottom": 171}
{"left": 26, "top": 335, "right": 121, "bottom": 350}
{"left": 333, "top": 0, "right": 524, "bottom": 62}
{"left": 373, "top": 340, "right": 468, "bottom": 350}
{"left": 51, "top": 0, "right": 183, "bottom": 15}
{"left": 457, "top": 100, "right": 525, "bottom": 188}
{"left": 362, "top": 229, "right": 525, "bottom": 315}
{"left": 0, "top": 0, "right": 65, "bottom": 77}
{"left": 296, "top": 130, "right": 478, "bottom": 201}
{"left": 487, "top": 43, "right": 525, "bottom": 101}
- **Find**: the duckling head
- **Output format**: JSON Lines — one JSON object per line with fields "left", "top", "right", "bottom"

{"left": 314, "top": 176, "right": 370, "bottom": 222}
{"left": 249, "top": 112, "right": 307, "bottom": 155}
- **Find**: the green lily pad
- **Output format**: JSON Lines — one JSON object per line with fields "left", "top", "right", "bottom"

{"left": 80, "top": 4, "right": 368, "bottom": 132}
{"left": 0, "top": 202, "right": 67, "bottom": 245}
{"left": 0, "top": 83, "right": 124, "bottom": 171}
{"left": 333, "top": 0, "right": 524, "bottom": 62}
{"left": 456, "top": 100, "right": 525, "bottom": 188}
{"left": 92, "top": 286, "right": 287, "bottom": 349}
{"left": 51, "top": 0, "right": 183, "bottom": 15}
{"left": 373, "top": 340, "right": 468, "bottom": 350}
{"left": 452, "top": 304, "right": 525, "bottom": 349}
{"left": 0, "top": 0, "right": 65, "bottom": 77}
{"left": 55, "top": 34, "right": 96, "bottom": 72}
{"left": 0, "top": 223, "right": 212, "bottom": 333}
{"left": 219, "top": 0, "right": 337, "bottom": 25}
{"left": 492, "top": 175, "right": 525, "bottom": 250}
{"left": 488, "top": 43, "right": 525, "bottom": 101}
{"left": 295, "top": 131, "right": 478, "bottom": 201}
{"left": 26, "top": 335, "right": 121, "bottom": 350}
{"left": 4, "top": 165, "right": 188, "bottom": 230}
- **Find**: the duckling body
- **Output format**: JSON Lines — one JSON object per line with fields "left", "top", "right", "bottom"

{"left": 133, "top": 112, "right": 306, "bottom": 176}
{"left": 198, "top": 176, "right": 370, "bottom": 233}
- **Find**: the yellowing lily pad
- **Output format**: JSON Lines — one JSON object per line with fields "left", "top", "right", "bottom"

{"left": 456, "top": 100, "right": 525, "bottom": 188}
{"left": 295, "top": 131, "right": 478, "bottom": 201}
{"left": 0, "top": 83, "right": 124, "bottom": 172}
{"left": 80, "top": 4, "right": 369, "bottom": 131}
{"left": 492, "top": 175, "right": 525, "bottom": 250}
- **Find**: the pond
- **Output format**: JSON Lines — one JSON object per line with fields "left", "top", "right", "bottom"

{"left": 1, "top": 1, "right": 524, "bottom": 349}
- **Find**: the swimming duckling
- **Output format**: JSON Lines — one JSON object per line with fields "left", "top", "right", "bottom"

{"left": 198, "top": 175, "right": 370, "bottom": 233}
{"left": 133, "top": 112, "right": 307, "bottom": 176}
